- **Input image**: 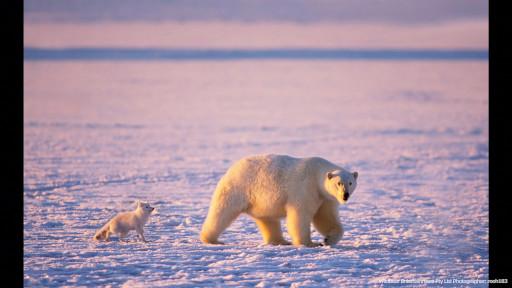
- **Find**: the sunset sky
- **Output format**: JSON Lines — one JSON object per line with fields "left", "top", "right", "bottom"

{"left": 25, "top": 0, "right": 487, "bottom": 23}
{"left": 24, "top": 1, "right": 488, "bottom": 49}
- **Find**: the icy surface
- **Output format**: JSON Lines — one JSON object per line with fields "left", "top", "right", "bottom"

{"left": 24, "top": 60, "right": 488, "bottom": 286}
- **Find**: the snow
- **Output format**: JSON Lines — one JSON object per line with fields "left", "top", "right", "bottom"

{"left": 24, "top": 60, "right": 488, "bottom": 286}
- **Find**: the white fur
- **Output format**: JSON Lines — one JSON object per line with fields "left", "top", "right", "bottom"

{"left": 200, "top": 154, "right": 358, "bottom": 247}
{"left": 94, "top": 201, "right": 155, "bottom": 242}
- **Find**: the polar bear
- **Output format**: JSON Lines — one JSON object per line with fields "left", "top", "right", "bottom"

{"left": 200, "top": 154, "right": 358, "bottom": 247}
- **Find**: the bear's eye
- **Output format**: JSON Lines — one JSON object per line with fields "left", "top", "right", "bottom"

{"left": 338, "top": 182, "right": 341, "bottom": 186}
{"left": 349, "top": 182, "right": 352, "bottom": 186}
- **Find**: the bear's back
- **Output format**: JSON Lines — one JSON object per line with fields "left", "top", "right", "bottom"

{"left": 232, "top": 153, "right": 336, "bottom": 171}
{"left": 225, "top": 154, "right": 336, "bottom": 185}
{"left": 233, "top": 154, "right": 300, "bottom": 176}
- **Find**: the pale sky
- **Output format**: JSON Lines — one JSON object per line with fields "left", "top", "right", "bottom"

{"left": 24, "top": 0, "right": 488, "bottom": 49}
{"left": 25, "top": 0, "right": 487, "bottom": 24}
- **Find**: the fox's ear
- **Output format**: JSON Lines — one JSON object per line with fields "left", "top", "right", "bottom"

{"left": 136, "top": 200, "right": 141, "bottom": 207}
{"left": 353, "top": 171, "right": 358, "bottom": 180}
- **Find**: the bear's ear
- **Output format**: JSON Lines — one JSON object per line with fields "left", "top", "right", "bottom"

{"left": 353, "top": 171, "right": 358, "bottom": 180}
{"left": 327, "top": 171, "right": 334, "bottom": 180}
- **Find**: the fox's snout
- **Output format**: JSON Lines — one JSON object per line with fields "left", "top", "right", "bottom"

{"left": 94, "top": 229, "right": 107, "bottom": 241}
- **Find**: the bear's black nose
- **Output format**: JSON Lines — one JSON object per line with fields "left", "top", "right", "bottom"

{"left": 343, "top": 193, "right": 350, "bottom": 201}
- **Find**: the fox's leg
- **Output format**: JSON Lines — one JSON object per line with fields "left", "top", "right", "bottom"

{"left": 135, "top": 227, "right": 147, "bottom": 242}
{"left": 104, "top": 229, "right": 111, "bottom": 241}
{"left": 104, "top": 232, "right": 110, "bottom": 241}
{"left": 119, "top": 232, "right": 128, "bottom": 242}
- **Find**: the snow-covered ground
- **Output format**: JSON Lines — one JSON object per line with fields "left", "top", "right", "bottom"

{"left": 24, "top": 60, "right": 488, "bottom": 286}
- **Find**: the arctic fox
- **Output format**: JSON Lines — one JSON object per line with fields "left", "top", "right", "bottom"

{"left": 94, "top": 201, "right": 155, "bottom": 242}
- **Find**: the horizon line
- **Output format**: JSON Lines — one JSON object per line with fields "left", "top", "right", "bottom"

{"left": 24, "top": 47, "right": 488, "bottom": 61}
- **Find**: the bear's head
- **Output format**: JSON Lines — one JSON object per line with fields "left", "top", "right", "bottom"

{"left": 324, "top": 170, "right": 358, "bottom": 204}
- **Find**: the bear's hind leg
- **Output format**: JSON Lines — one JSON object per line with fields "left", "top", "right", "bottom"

{"left": 200, "top": 207, "right": 241, "bottom": 244}
{"left": 254, "top": 218, "right": 290, "bottom": 245}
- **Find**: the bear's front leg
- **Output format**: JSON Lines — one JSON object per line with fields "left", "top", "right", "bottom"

{"left": 313, "top": 201, "right": 344, "bottom": 246}
{"left": 254, "top": 218, "right": 290, "bottom": 245}
{"left": 286, "top": 206, "right": 321, "bottom": 247}
{"left": 254, "top": 218, "right": 291, "bottom": 245}
{"left": 322, "top": 226, "right": 343, "bottom": 246}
